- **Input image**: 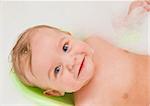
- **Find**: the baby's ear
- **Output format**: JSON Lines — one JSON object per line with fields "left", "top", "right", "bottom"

{"left": 43, "top": 89, "right": 65, "bottom": 96}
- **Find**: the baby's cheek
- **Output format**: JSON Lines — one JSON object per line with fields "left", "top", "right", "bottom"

{"left": 60, "top": 77, "right": 80, "bottom": 92}
{"left": 78, "top": 41, "right": 92, "bottom": 55}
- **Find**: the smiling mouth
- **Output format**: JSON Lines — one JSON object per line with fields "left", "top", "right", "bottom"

{"left": 77, "top": 56, "right": 85, "bottom": 77}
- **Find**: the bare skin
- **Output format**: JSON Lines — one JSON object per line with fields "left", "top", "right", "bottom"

{"left": 74, "top": 36, "right": 150, "bottom": 106}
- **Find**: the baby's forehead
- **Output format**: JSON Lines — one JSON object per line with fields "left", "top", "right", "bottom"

{"left": 32, "top": 27, "right": 60, "bottom": 38}
{"left": 29, "top": 27, "right": 73, "bottom": 48}
{"left": 30, "top": 28, "right": 60, "bottom": 68}
{"left": 30, "top": 28, "right": 62, "bottom": 43}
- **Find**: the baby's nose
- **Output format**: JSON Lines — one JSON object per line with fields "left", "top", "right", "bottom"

{"left": 66, "top": 58, "right": 76, "bottom": 72}
{"left": 67, "top": 64, "right": 73, "bottom": 71}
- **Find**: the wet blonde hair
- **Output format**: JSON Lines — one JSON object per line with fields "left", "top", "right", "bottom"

{"left": 11, "top": 25, "right": 71, "bottom": 87}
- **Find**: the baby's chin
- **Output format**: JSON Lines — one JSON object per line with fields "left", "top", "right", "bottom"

{"left": 67, "top": 77, "right": 94, "bottom": 93}
{"left": 66, "top": 83, "right": 87, "bottom": 93}
{"left": 68, "top": 67, "right": 95, "bottom": 93}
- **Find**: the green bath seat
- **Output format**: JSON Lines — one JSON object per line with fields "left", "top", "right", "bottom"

{"left": 10, "top": 71, "right": 74, "bottom": 106}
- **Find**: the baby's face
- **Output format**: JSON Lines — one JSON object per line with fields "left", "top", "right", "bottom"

{"left": 29, "top": 28, "right": 95, "bottom": 92}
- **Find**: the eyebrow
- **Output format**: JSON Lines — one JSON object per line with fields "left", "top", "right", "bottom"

{"left": 48, "top": 36, "right": 66, "bottom": 80}
{"left": 57, "top": 36, "right": 66, "bottom": 50}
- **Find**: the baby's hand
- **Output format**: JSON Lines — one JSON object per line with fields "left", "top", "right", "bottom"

{"left": 123, "top": 0, "right": 149, "bottom": 28}
{"left": 128, "top": 0, "right": 150, "bottom": 15}
{"left": 112, "top": 0, "right": 149, "bottom": 31}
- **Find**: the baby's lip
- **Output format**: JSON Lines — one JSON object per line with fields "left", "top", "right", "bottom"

{"left": 78, "top": 57, "right": 85, "bottom": 77}
{"left": 76, "top": 55, "right": 85, "bottom": 78}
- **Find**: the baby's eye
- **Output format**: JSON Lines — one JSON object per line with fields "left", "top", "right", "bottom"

{"left": 63, "top": 42, "right": 69, "bottom": 52}
{"left": 54, "top": 65, "right": 61, "bottom": 76}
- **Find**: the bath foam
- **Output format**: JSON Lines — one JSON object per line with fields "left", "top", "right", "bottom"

{"left": 10, "top": 71, "right": 74, "bottom": 106}
{"left": 117, "top": 30, "right": 141, "bottom": 46}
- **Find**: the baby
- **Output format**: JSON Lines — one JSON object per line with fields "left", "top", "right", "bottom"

{"left": 11, "top": 25, "right": 150, "bottom": 106}
{"left": 11, "top": 1, "right": 150, "bottom": 106}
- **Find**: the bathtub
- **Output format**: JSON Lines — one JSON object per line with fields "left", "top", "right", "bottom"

{"left": 0, "top": 1, "right": 149, "bottom": 106}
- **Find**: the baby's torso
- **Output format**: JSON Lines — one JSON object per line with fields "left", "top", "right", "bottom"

{"left": 74, "top": 36, "right": 149, "bottom": 106}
